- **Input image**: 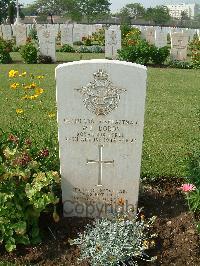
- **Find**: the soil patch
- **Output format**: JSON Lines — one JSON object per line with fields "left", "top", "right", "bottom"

{"left": 0, "top": 178, "right": 199, "bottom": 265}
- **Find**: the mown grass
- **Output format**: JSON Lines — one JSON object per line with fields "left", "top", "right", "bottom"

{"left": 10, "top": 52, "right": 104, "bottom": 63}
{"left": 0, "top": 60, "right": 199, "bottom": 178}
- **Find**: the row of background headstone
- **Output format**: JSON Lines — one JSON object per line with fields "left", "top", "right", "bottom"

{"left": 0, "top": 23, "right": 199, "bottom": 61}
{"left": 0, "top": 23, "right": 199, "bottom": 44}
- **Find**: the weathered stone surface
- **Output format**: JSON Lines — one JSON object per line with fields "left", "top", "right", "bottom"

{"left": 56, "top": 59, "right": 147, "bottom": 217}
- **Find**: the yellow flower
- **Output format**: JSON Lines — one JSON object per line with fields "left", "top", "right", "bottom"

{"left": 143, "top": 240, "right": 149, "bottom": 249}
{"left": 48, "top": 112, "right": 56, "bottom": 118}
{"left": 30, "top": 82, "right": 37, "bottom": 89}
{"left": 16, "top": 109, "right": 24, "bottom": 114}
{"left": 22, "top": 94, "right": 39, "bottom": 100}
{"left": 9, "top": 70, "right": 19, "bottom": 78}
{"left": 37, "top": 75, "right": 44, "bottom": 79}
{"left": 21, "top": 71, "right": 27, "bottom": 77}
{"left": 10, "top": 83, "right": 20, "bottom": 89}
{"left": 35, "top": 88, "right": 44, "bottom": 95}
{"left": 24, "top": 85, "right": 31, "bottom": 90}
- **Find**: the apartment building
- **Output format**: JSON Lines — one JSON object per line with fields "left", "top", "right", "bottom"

{"left": 166, "top": 3, "right": 200, "bottom": 19}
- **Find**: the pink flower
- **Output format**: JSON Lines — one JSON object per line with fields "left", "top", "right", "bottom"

{"left": 179, "top": 184, "right": 196, "bottom": 193}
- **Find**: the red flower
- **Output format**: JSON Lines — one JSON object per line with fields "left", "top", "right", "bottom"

{"left": 39, "top": 149, "right": 49, "bottom": 158}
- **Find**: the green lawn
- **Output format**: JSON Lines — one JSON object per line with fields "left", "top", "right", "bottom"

{"left": 10, "top": 52, "right": 105, "bottom": 63}
{"left": 0, "top": 59, "right": 199, "bottom": 179}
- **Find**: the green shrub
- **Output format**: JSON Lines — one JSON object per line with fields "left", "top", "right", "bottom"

{"left": 150, "top": 46, "right": 170, "bottom": 65}
{"left": 20, "top": 42, "right": 38, "bottom": 64}
{"left": 118, "top": 40, "right": 152, "bottom": 65}
{"left": 12, "top": 45, "right": 21, "bottom": 52}
{"left": 76, "top": 46, "right": 91, "bottom": 53}
{"left": 70, "top": 211, "right": 156, "bottom": 265}
{"left": 82, "top": 37, "right": 92, "bottom": 46}
{"left": 59, "top": 44, "right": 75, "bottom": 53}
{"left": 189, "top": 38, "right": 200, "bottom": 69}
{"left": 89, "top": 45, "right": 104, "bottom": 53}
{"left": 120, "top": 24, "right": 133, "bottom": 40}
{"left": 0, "top": 131, "right": 60, "bottom": 252}
{"left": 28, "top": 27, "right": 38, "bottom": 41}
{"left": 38, "top": 54, "right": 53, "bottom": 64}
{"left": 168, "top": 60, "right": 193, "bottom": 69}
{"left": 73, "top": 41, "right": 84, "bottom": 46}
{"left": 0, "top": 38, "right": 12, "bottom": 64}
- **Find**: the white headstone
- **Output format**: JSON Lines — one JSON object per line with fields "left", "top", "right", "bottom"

{"left": 73, "top": 25, "right": 82, "bottom": 42}
{"left": 171, "top": 32, "right": 189, "bottom": 61}
{"left": 105, "top": 26, "right": 121, "bottom": 59}
{"left": 2, "top": 25, "right": 12, "bottom": 40}
{"left": 56, "top": 59, "right": 147, "bottom": 218}
{"left": 15, "top": 24, "right": 27, "bottom": 46}
{"left": 155, "top": 29, "right": 167, "bottom": 48}
{"left": 26, "top": 24, "right": 32, "bottom": 37}
{"left": 60, "top": 24, "right": 73, "bottom": 46}
{"left": 143, "top": 27, "right": 155, "bottom": 45}
{"left": 38, "top": 28, "right": 56, "bottom": 62}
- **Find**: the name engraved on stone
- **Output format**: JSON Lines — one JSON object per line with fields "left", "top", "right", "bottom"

{"left": 76, "top": 69, "right": 126, "bottom": 116}
{"left": 87, "top": 144, "right": 114, "bottom": 186}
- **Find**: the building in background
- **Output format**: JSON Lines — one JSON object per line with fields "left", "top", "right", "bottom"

{"left": 166, "top": 3, "right": 200, "bottom": 19}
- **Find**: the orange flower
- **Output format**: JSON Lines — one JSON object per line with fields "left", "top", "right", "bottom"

{"left": 117, "top": 197, "right": 125, "bottom": 206}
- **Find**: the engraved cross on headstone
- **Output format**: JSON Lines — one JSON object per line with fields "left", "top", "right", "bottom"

{"left": 87, "top": 145, "right": 114, "bottom": 186}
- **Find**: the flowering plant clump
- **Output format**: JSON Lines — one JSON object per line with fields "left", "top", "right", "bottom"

{"left": 70, "top": 210, "right": 157, "bottom": 265}
{"left": 179, "top": 183, "right": 196, "bottom": 193}
{"left": 123, "top": 28, "right": 141, "bottom": 47}
{"left": 189, "top": 38, "right": 200, "bottom": 69}
{"left": 8, "top": 69, "right": 45, "bottom": 106}
{"left": 82, "top": 36, "right": 92, "bottom": 46}
{"left": 0, "top": 130, "right": 60, "bottom": 252}
{"left": 181, "top": 150, "right": 200, "bottom": 216}
{"left": 91, "top": 29, "right": 105, "bottom": 46}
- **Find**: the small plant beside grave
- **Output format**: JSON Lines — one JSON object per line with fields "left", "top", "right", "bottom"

{"left": 180, "top": 149, "right": 200, "bottom": 231}
{"left": 91, "top": 29, "right": 105, "bottom": 46}
{"left": 20, "top": 41, "right": 38, "bottom": 64}
{"left": 70, "top": 210, "right": 157, "bottom": 265}
{"left": 189, "top": 38, "right": 200, "bottom": 69}
{"left": 0, "top": 130, "right": 60, "bottom": 252}
{"left": 0, "top": 38, "right": 13, "bottom": 64}
{"left": 59, "top": 44, "right": 75, "bottom": 53}
{"left": 118, "top": 28, "right": 169, "bottom": 66}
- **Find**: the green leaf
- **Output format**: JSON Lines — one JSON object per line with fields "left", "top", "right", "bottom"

{"left": 5, "top": 238, "right": 16, "bottom": 252}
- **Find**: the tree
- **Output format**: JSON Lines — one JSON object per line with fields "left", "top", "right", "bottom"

{"left": 145, "top": 5, "right": 171, "bottom": 25}
{"left": 8, "top": 1, "right": 15, "bottom": 24}
{"left": 0, "top": 0, "right": 10, "bottom": 23}
{"left": 29, "top": 0, "right": 111, "bottom": 23}
{"left": 30, "top": 0, "right": 66, "bottom": 23}
{"left": 120, "top": 3, "right": 145, "bottom": 21}
{"left": 69, "top": 0, "right": 111, "bottom": 23}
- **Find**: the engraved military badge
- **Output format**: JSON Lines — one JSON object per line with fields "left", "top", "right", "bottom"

{"left": 76, "top": 69, "right": 127, "bottom": 116}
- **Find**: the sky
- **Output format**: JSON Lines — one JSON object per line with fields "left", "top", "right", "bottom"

{"left": 20, "top": 0, "right": 200, "bottom": 12}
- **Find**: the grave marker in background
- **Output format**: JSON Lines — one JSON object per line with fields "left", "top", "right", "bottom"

{"left": 38, "top": 28, "right": 56, "bottom": 62}
{"left": 105, "top": 26, "right": 121, "bottom": 59}
{"left": 15, "top": 24, "right": 27, "bottom": 46}
{"left": 2, "top": 25, "right": 12, "bottom": 40}
{"left": 60, "top": 24, "right": 73, "bottom": 46}
{"left": 171, "top": 32, "right": 189, "bottom": 61}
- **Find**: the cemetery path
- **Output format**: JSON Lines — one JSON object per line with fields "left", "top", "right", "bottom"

{"left": 0, "top": 178, "right": 199, "bottom": 266}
